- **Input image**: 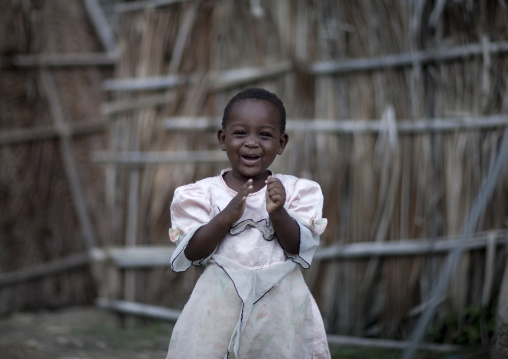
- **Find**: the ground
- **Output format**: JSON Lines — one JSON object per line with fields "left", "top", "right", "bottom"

{"left": 0, "top": 306, "right": 491, "bottom": 359}
{"left": 0, "top": 306, "right": 169, "bottom": 359}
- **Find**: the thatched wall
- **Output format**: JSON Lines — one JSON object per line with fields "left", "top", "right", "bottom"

{"left": 1, "top": 0, "right": 508, "bottom": 346}
{"left": 103, "top": 0, "right": 508, "bottom": 341}
{"left": 0, "top": 0, "right": 109, "bottom": 313}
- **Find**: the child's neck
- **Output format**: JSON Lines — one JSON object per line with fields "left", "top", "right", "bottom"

{"left": 224, "top": 169, "right": 271, "bottom": 193}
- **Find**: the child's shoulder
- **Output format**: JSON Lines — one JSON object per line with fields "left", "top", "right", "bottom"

{"left": 178, "top": 176, "right": 220, "bottom": 188}
{"left": 274, "top": 173, "right": 323, "bottom": 191}
{"left": 274, "top": 173, "right": 321, "bottom": 186}
{"left": 174, "top": 174, "right": 221, "bottom": 195}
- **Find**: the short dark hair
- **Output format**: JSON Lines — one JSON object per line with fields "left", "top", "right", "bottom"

{"left": 221, "top": 88, "right": 286, "bottom": 133}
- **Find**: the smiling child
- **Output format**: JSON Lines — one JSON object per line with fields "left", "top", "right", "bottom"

{"left": 166, "top": 88, "right": 330, "bottom": 359}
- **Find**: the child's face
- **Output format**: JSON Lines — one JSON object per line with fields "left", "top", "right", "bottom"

{"left": 218, "top": 99, "right": 288, "bottom": 184}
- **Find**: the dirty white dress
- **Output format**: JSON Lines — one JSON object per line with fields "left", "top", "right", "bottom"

{"left": 166, "top": 168, "right": 330, "bottom": 359}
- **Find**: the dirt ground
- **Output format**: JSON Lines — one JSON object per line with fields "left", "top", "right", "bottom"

{"left": 0, "top": 306, "right": 171, "bottom": 359}
{"left": 0, "top": 306, "right": 490, "bottom": 359}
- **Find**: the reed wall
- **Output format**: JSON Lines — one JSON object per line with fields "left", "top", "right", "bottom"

{"left": 1, "top": 0, "right": 508, "bottom": 343}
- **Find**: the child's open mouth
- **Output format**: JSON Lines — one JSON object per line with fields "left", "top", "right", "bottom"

{"left": 241, "top": 155, "right": 260, "bottom": 165}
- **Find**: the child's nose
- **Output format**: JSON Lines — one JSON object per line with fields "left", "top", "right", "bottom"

{"left": 244, "top": 135, "right": 258, "bottom": 147}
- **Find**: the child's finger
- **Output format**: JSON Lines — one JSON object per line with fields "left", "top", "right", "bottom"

{"left": 266, "top": 177, "right": 286, "bottom": 207}
{"left": 267, "top": 188, "right": 283, "bottom": 201}
{"left": 266, "top": 178, "right": 284, "bottom": 193}
{"left": 238, "top": 179, "right": 253, "bottom": 197}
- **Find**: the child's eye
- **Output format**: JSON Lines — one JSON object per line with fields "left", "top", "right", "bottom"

{"left": 233, "top": 131, "right": 246, "bottom": 136}
{"left": 260, "top": 132, "right": 273, "bottom": 138}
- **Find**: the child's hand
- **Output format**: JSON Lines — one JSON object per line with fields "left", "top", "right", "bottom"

{"left": 265, "top": 176, "right": 286, "bottom": 214}
{"left": 222, "top": 179, "right": 253, "bottom": 225}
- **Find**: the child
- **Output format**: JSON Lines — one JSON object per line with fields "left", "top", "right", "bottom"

{"left": 166, "top": 88, "right": 330, "bottom": 358}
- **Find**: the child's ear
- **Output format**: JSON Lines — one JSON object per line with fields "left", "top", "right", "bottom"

{"left": 217, "top": 129, "right": 226, "bottom": 151}
{"left": 277, "top": 133, "right": 289, "bottom": 155}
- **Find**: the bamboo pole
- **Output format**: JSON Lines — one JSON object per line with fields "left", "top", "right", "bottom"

{"left": 83, "top": 230, "right": 508, "bottom": 269}
{"left": 125, "top": 166, "right": 140, "bottom": 304}
{"left": 82, "top": 0, "right": 116, "bottom": 53}
{"left": 168, "top": 1, "right": 198, "bottom": 74}
{"left": 102, "top": 61, "right": 292, "bottom": 92}
{"left": 159, "top": 114, "right": 508, "bottom": 134}
{"left": 92, "top": 150, "right": 228, "bottom": 165}
{"left": 0, "top": 253, "right": 90, "bottom": 287}
{"left": 314, "top": 230, "right": 508, "bottom": 260}
{"left": 0, "top": 53, "right": 117, "bottom": 68}
{"left": 482, "top": 232, "right": 497, "bottom": 307}
{"left": 95, "top": 298, "right": 460, "bottom": 353}
{"left": 41, "top": 71, "right": 98, "bottom": 250}
{"left": 100, "top": 40, "right": 508, "bottom": 92}
{"left": 326, "top": 334, "right": 460, "bottom": 352}
{"left": 0, "top": 121, "right": 106, "bottom": 145}
{"left": 115, "top": 0, "right": 188, "bottom": 13}
{"left": 1, "top": 228, "right": 503, "bottom": 288}
{"left": 493, "top": 233, "right": 508, "bottom": 358}
{"left": 310, "top": 41, "right": 508, "bottom": 74}
{"left": 402, "top": 126, "right": 508, "bottom": 359}
{"left": 100, "top": 92, "right": 174, "bottom": 115}
{"left": 96, "top": 298, "right": 181, "bottom": 321}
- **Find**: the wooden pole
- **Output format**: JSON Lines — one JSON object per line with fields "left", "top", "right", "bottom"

{"left": 95, "top": 298, "right": 461, "bottom": 353}
{"left": 310, "top": 41, "right": 508, "bottom": 74}
{"left": 82, "top": 0, "right": 116, "bottom": 53}
{"left": 115, "top": 0, "right": 187, "bottom": 13}
{"left": 0, "top": 121, "right": 105, "bottom": 145}
{"left": 402, "top": 127, "right": 508, "bottom": 359}
{"left": 96, "top": 298, "right": 181, "bottom": 321}
{"left": 0, "top": 253, "right": 89, "bottom": 287}
{"left": 100, "top": 40, "right": 508, "bottom": 92}
{"left": 493, "top": 235, "right": 508, "bottom": 358}
{"left": 40, "top": 71, "right": 98, "bottom": 250}
{"left": 92, "top": 150, "right": 228, "bottom": 165}
{"left": 159, "top": 114, "right": 508, "bottom": 134}
{"left": 0, "top": 53, "right": 116, "bottom": 68}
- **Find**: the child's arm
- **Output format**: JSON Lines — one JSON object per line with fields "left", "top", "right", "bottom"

{"left": 184, "top": 179, "right": 254, "bottom": 261}
{"left": 266, "top": 176, "right": 300, "bottom": 255}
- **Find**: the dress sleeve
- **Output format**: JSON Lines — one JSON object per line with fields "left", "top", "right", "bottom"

{"left": 284, "top": 178, "right": 328, "bottom": 269}
{"left": 169, "top": 183, "right": 216, "bottom": 272}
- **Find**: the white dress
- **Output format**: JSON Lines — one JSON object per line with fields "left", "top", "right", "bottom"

{"left": 166, "top": 169, "right": 330, "bottom": 359}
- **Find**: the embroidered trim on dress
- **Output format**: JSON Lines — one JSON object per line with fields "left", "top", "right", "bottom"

{"left": 229, "top": 218, "right": 275, "bottom": 240}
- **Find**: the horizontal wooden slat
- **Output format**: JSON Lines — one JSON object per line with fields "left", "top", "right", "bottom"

{"left": 101, "top": 40, "right": 508, "bottom": 92}
{"left": 311, "top": 40, "right": 508, "bottom": 74}
{"left": 0, "top": 121, "right": 106, "bottom": 145}
{"left": 102, "top": 61, "right": 292, "bottom": 92}
{"left": 326, "top": 334, "right": 460, "bottom": 352}
{"left": 0, "top": 53, "right": 116, "bottom": 68}
{"left": 314, "top": 230, "right": 508, "bottom": 260}
{"left": 91, "top": 246, "right": 175, "bottom": 268}
{"left": 88, "top": 230, "right": 508, "bottom": 268}
{"left": 94, "top": 298, "right": 460, "bottom": 352}
{"left": 92, "top": 150, "right": 228, "bottom": 165}
{"left": 115, "top": 0, "right": 188, "bottom": 13}
{"left": 96, "top": 298, "right": 181, "bottom": 321}
{"left": 161, "top": 114, "right": 508, "bottom": 134}
{"left": 0, "top": 253, "right": 90, "bottom": 287}
{"left": 3, "top": 230, "right": 497, "bottom": 294}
